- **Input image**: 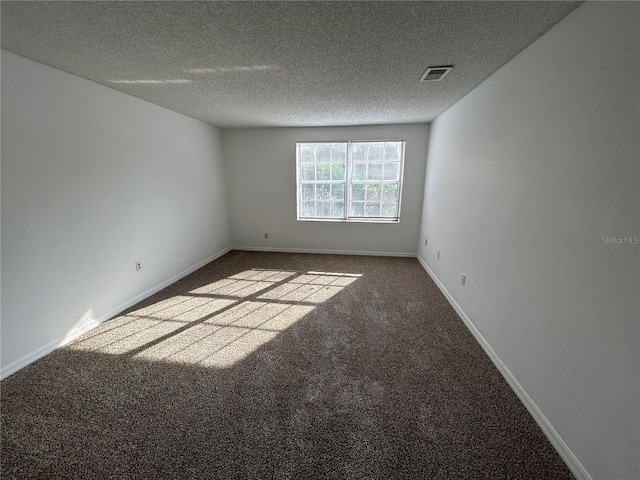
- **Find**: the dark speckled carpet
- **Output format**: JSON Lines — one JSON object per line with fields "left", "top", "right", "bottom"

{"left": 1, "top": 251, "right": 574, "bottom": 479}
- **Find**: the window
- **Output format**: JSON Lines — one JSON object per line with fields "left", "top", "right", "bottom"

{"left": 296, "top": 140, "right": 405, "bottom": 223}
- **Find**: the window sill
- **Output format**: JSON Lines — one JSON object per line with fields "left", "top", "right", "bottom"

{"left": 297, "top": 218, "right": 400, "bottom": 224}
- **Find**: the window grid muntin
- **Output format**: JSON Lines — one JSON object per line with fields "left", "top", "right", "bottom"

{"left": 347, "top": 141, "right": 403, "bottom": 220}
{"left": 298, "top": 141, "right": 347, "bottom": 220}
{"left": 297, "top": 140, "right": 404, "bottom": 222}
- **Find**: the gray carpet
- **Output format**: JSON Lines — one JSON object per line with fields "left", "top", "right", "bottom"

{"left": 1, "top": 251, "right": 574, "bottom": 479}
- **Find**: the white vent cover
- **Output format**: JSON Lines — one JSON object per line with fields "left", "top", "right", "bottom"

{"left": 419, "top": 66, "right": 453, "bottom": 82}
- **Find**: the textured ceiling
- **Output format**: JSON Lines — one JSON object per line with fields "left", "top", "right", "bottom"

{"left": 1, "top": 1, "right": 582, "bottom": 128}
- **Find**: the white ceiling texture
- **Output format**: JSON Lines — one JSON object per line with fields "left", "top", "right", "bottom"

{"left": 1, "top": 1, "right": 582, "bottom": 128}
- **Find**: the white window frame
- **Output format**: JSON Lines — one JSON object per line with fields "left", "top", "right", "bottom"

{"left": 296, "top": 140, "right": 405, "bottom": 223}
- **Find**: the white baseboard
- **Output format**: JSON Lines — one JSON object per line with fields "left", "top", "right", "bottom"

{"left": 1, "top": 247, "right": 590, "bottom": 480}
{"left": 0, "top": 337, "right": 63, "bottom": 381}
{"left": 0, "top": 247, "right": 232, "bottom": 380}
{"left": 232, "top": 245, "right": 416, "bottom": 257}
{"left": 415, "top": 254, "right": 592, "bottom": 480}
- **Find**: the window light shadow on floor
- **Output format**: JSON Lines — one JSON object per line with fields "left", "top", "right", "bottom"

{"left": 66, "top": 269, "right": 361, "bottom": 368}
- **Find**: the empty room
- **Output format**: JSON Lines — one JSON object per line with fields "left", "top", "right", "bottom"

{"left": 1, "top": 2, "right": 638, "bottom": 479}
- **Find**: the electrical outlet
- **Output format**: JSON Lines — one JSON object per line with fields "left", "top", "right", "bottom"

{"left": 461, "top": 274, "right": 466, "bottom": 286}
{"left": 424, "top": 238, "right": 428, "bottom": 247}
{"left": 135, "top": 261, "right": 142, "bottom": 271}
{"left": 264, "top": 233, "right": 269, "bottom": 240}
{"left": 437, "top": 250, "right": 440, "bottom": 259}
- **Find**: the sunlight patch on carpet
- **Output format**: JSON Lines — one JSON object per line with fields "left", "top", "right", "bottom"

{"left": 65, "top": 269, "right": 361, "bottom": 368}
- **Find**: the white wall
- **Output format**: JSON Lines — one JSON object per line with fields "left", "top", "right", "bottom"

{"left": 417, "top": 3, "right": 639, "bottom": 479}
{"left": 1, "top": 51, "right": 232, "bottom": 377}
{"left": 223, "top": 124, "right": 429, "bottom": 255}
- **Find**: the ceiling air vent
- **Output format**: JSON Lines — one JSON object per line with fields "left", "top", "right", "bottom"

{"left": 420, "top": 66, "right": 453, "bottom": 82}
